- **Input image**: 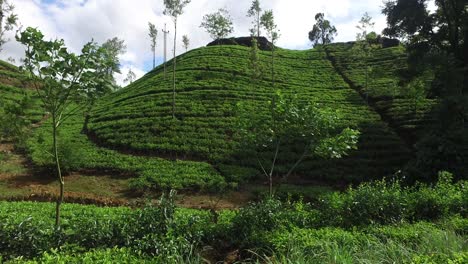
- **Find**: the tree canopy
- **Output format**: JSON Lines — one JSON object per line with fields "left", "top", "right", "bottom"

{"left": 247, "top": 0, "right": 262, "bottom": 37}
{"left": 148, "top": 22, "right": 158, "bottom": 69}
{"left": 308, "top": 13, "right": 337, "bottom": 47}
{"left": 200, "top": 8, "right": 234, "bottom": 40}
{"left": 0, "top": 0, "right": 18, "bottom": 52}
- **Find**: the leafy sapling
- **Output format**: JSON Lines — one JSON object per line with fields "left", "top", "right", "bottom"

{"left": 17, "top": 27, "right": 114, "bottom": 227}
{"left": 237, "top": 91, "right": 360, "bottom": 197}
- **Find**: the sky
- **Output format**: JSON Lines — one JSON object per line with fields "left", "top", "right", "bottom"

{"left": 1, "top": 0, "right": 435, "bottom": 86}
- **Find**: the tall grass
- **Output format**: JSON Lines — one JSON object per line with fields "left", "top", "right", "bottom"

{"left": 252, "top": 227, "right": 467, "bottom": 264}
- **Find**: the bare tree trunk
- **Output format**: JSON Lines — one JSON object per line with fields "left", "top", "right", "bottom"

{"left": 463, "top": 18, "right": 468, "bottom": 97}
{"left": 257, "top": 12, "right": 260, "bottom": 38}
{"left": 271, "top": 44, "right": 275, "bottom": 87}
{"left": 52, "top": 115, "right": 64, "bottom": 227}
{"left": 268, "top": 139, "right": 280, "bottom": 197}
{"left": 283, "top": 143, "right": 309, "bottom": 180}
{"left": 153, "top": 48, "right": 155, "bottom": 69}
{"left": 172, "top": 19, "right": 177, "bottom": 119}
{"left": 0, "top": 0, "right": 3, "bottom": 37}
{"left": 365, "top": 64, "right": 369, "bottom": 103}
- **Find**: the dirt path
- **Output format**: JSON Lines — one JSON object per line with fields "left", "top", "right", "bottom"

{"left": 0, "top": 141, "right": 254, "bottom": 209}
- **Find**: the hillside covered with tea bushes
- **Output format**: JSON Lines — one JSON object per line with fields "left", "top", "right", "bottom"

{"left": 0, "top": 60, "right": 43, "bottom": 125}
{"left": 88, "top": 44, "right": 411, "bottom": 186}
{"left": 324, "top": 43, "right": 438, "bottom": 144}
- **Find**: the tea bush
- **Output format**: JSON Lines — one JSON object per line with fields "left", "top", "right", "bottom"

{"left": 0, "top": 173, "right": 466, "bottom": 262}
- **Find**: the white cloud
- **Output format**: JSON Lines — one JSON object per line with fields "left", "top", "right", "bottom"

{"left": 1, "top": 0, "right": 436, "bottom": 86}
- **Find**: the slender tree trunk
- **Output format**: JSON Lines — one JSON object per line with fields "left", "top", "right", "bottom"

{"left": 172, "top": 18, "right": 177, "bottom": 119}
{"left": 463, "top": 17, "right": 468, "bottom": 97}
{"left": 271, "top": 44, "right": 275, "bottom": 87}
{"left": 365, "top": 64, "right": 369, "bottom": 103}
{"left": 52, "top": 115, "right": 64, "bottom": 227}
{"left": 268, "top": 139, "right": 280, "bottom": 197}
{"left": 153, "top": 48, "right": 155, "bottom": 69}
{"left": 0, "top": 0, "right": 3, "bottom": 38}
{"left": 283, "top": 143, "right": 309, "bottom": 180}
{"left": 172, "top": 19, "right": 177, "bottom": 119}
{"left": 257, "top": 13, "right": 260, "bottom": 38}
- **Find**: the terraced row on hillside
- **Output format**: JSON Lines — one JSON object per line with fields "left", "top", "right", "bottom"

{"left": 324, "top": 43, "right": 437, "bottom": 144}
{"left": 0, "top": 60, "right": 43, "bottom": 124}
{"left": 89, "top": 45, "right": 410, "bottom": 183}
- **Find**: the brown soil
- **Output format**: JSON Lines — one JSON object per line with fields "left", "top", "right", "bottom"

{"left": 0, "top": 141, "right": 259, "bottom": 209}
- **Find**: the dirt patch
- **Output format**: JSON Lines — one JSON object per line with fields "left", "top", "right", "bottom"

{"left": 176, "top": 190, "right": 252, "bottom": 210}
{"left": 0, "top": 142, "right": 14, "bottom": 153}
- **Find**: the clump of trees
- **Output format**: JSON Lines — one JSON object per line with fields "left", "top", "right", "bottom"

{"left": 382, "top": 0, "right": 468, "bottom": 179}
{"left": 308, "top": 13, "right": 337, "bottom": 46}
{"left": 200, "top": 8, "right": 234, "bottom": 41}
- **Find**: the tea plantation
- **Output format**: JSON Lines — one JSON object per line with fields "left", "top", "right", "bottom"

{"left": 324, "top": 43, "right": 438, "bottom": 143}
{"left": 88, "top": 44, "right": 410, "bottom": 188}
{"left": 0, "top": 60, "right": 43, "bottom": 125}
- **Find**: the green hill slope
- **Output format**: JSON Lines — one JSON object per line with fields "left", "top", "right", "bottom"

{"left": 324, "top": 43, "right": 437, "bottom": 145}
{"left": 89, "top": 45, "right": 410, "bottom": 184}
{"left": 0, "top": 60, "right": 43, "bottom": 125}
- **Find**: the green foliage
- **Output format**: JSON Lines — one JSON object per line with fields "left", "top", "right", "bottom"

{"left": 0, "top": 195, "right": 208, "bottom": 262}
{"left": 0, "top": 93, "right": 32, "bottom": 147}
{"left": 200, "top": 8, "right": 234, "bottom": 41}
{"left": 249, "top": 38, "right": 262, "bottom": 82}
{"left": 308, "top": 13, "right": 337, "bottom": 46}
{"left": 229, "top": 173, "right": 466, "bottom": 242}
{"left": 261, "top": 224, "right": 467, "bottom": 264}
{"left": 0, "top": 0, "right": 19, "bottom": 51}
{"left": 17, "top": 26, "right": 119, "bottom": 226}
{"left": 99, "top": 37, "right": 126, "bottom": 90}
{"left": 0, "top": 173, "right": 466, "bottom": 262}
{"left": 236, "top": 90, "right": 360, "bottom": 180}
{"left": 148, "top": 22, "right": 158, "bottom": 69}
{"left": 260, "top": 10, "right": 279, "bottom": 45}
{"left": 410, "top": 128, "right": 468, "bottom": 180}
{"left": 352, "top": 13, "right": 382, "bottom": 102}
{"left": 163, "top": 0, "right": 191, "bottom": 19}
{"left": 356, "top": 12, "right": 375, "bottom": 41}
{"left": 13, "top": 248, "right": 154, "bottom": 264}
